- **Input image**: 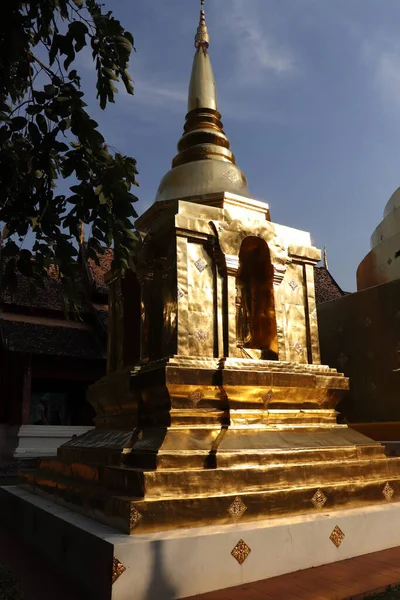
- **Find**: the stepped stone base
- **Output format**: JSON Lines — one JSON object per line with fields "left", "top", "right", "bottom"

{"left": 18, "top": 357, "right": 400, "bottom": 535}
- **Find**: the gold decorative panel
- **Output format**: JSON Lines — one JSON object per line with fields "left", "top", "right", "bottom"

{"left": 231, "top": 539, "right": 251, "bottom": 565}
{"left": 311, "top": 489, "right": 327, "bottom": 509}
{"left": 194, "top": 258, "right": 208, "bottom": 273}
{"left": 129, "top": 505, "right": 142, "bottom": 530}
{"left": 112, "top": 557, "right": 126, "bottom": 584}
{"left": 187, "top": 241, "right": 214, "bottom": 357}
{"left": 383, "top": 482, "right": 394, "bottom": 502}
{"left": 228, "top": 497, "right": 248, "bottom": 520}
{"left": 330, "top": 525, "right": 345, "bottom": 548}
{"left": 188, "top": 389, "right": 204, "bottom": 407}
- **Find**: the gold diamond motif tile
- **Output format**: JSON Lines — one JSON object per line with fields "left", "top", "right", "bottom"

{"left": 112, "top": 557, "right": 126, "bottom": 584}
{"left": 293, "top": 341, "right": 303, "bottom": 355}
{"left": 228, "top": 497, "right": 248, "bottom": 520}
{"left": 194, "top": 329, "right": 208, "bottom": 344}
{"left": 330, "top": 525, "right": 345, "bottom": 548}
{"left": 383, "top": 482, "right": 394, "bottom": 502}
{"left": 262, "top": 389, "right": 273, "bottom": 407}
{"left": 311, "top": 489, "right": 327, "bottom": 510}
{"left": 289, "top": 280, "right": 298, "bottom": 291}
{"left": 194, "top": 258, "right": 208, "bottom": 273}
{"left": 129, "top": 505, "right": 142, "bottom": 531}
{"left": 231, "top": 539, "right": 251, "bottom": 565}
{"left": 177, "top": 286, "right": 186, "bottom": 300}
{"left": 188, "top": 389, "right": 204, "bottom": 407}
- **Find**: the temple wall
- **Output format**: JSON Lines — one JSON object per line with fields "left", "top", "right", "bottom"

{"left": 317, "top": 278, "right": 400, "bottom": 422}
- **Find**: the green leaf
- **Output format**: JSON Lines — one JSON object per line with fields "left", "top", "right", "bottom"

{"left": 36, "top": 114, "right": 48, "bottom": 134}
{"left": 44, "top": 84, "right": 58, "bottom": 98}
{"left": 28, "top": 122, "right": 41, "bottom": 145}
{"left": 124, "top": 32, "right": 134, "bottom": 46}
{"left": 0, "top": 112, "right": 11, "bottom": 123}
{"left": 11, "top": 116, "right": 27, "bottom": 131}
{"left": 116, "top": 35, "right": 133, "bottom": 52}
{"left": 26, "top": 105, "right": 43, "bottom": 115}
{"left": 69, "top": 21, "right": 88, "bottom": 52}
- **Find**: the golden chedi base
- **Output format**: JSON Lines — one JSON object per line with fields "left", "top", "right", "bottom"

{"left": 20, "top": 357, "right": 400, "bottom": 534}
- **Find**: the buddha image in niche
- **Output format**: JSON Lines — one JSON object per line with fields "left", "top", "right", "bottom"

{"left": 236, "top": 236, "right": 278, "bottom": 360}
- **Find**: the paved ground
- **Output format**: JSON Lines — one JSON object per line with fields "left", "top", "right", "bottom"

{"left": 183, "top": 547, "right": 400, "bottom": 600}
{"left": 0, "top": 522, "right": 86, "bottom": 600}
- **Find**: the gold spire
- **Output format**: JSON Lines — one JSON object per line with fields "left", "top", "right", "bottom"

{"left": 324, "top": 245, "right": 329, "bottom": 270}
{"left": 188, "top": 0, "right": 217, "bottom": 113}
{"left": 154, "top": 0, "right": 250, "bottom": 203}
{"left": 195, "top": 0, "right": 209, "bottom": 50}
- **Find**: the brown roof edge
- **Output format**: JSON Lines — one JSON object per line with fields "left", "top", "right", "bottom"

{"left": 314, "top": 266, "right": 349, "bottom": 305}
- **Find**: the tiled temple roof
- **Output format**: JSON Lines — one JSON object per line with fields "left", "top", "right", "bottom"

{"left": 86, "top": 248, "right": 113, "bottom": 296}
{"left": 0, "top": 248, "right": 111, "bottom": 359}
{"left": 1, "top": 265, "right": 67, "bottom": 313}
{"left": 0, "top": 320, "right": 105, "bottom": 359}
{"left": 314, "top": 266, "right": 348, "bottom": 304}
{"left": 1, "top": 248, "right": 112, "bottom": 314}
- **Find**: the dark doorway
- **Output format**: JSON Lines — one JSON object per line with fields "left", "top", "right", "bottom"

{"left": 30, "top": 378, "right": 95, "bottom": 426}
{"left": 236, "top": 236, "right": 278, "bottom": 359}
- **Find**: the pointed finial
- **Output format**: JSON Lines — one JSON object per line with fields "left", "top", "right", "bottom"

{"left": 323, "top": 245, "right": 329, "bottom": 270}
{"left": 195, "top": 0, "right": 209, "bottom": 50}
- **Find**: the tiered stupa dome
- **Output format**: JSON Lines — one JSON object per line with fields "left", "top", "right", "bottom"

{"left": 357, "top": 186, "right": 400, "bottom": 290}
{"left": 154, "top": 0, "right": 251, "bottom": 203}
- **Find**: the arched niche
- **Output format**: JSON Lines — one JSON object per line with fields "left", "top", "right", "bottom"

{"left": 236, "top": 236, "right": 279, "bottom": 359}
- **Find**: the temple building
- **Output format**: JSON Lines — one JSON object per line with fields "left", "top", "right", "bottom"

{"left": 0, "top": 247, "right": 110, "bottom": 462}
{"left": 318, "top": 187, "right": 400, "bottom": 449}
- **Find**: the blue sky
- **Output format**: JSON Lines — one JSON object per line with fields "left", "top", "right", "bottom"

{"left": 78, "top": 0, "right": 400, "bottom": 291}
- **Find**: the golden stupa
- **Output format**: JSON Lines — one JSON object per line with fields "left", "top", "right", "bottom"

{"left": 21, "top": 0, "right": 400, "bottom": 535}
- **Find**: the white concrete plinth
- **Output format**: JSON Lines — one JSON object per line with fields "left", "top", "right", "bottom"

{"left": 0, "top": 425, "right": 94, "bottom": 462}
{"left": 2, "top": 486, "right": 400, "bottom": 600}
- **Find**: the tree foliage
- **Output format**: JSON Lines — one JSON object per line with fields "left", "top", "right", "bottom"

{"left": 0, "top": 0, "right": 138, "bottom": 298}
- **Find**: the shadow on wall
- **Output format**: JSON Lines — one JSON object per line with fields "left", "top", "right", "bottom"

{"left": 144, "top": 541, "right": 178, "bottom": 600}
